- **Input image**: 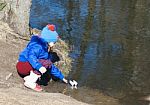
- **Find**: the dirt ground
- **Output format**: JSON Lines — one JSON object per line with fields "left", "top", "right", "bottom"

{"left": 0, "top": 21, "right": 89, "bottom": 105}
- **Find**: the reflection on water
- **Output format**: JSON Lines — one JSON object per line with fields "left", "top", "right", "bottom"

{"left": 30, "top": 0, "right": 150, "bottom": 105}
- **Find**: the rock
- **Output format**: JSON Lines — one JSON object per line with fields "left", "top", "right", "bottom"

{"left": 0, "top": 0, "right": 31, "bottom": 36}
{"left": 0, "top": 87, "right": 89, "bottom": 105}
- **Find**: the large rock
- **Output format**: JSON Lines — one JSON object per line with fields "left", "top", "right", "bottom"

{"left": 0, "top": 87, "right": 89, "bottom": 105}
{"left": 0, "top": 0, "right": 31, "bottom": 36}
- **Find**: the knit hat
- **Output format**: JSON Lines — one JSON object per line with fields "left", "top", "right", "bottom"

{"left": 41, "top": 24, "right": 59, "bottom": 43}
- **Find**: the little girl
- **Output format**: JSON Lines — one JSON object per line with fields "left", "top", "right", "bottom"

{"left": 16, "top": 24, "right": 68, "bottom": 91}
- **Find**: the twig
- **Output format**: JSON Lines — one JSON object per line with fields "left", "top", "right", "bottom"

{"left": 5, "top": 73, "right": 13, "bottom": 80}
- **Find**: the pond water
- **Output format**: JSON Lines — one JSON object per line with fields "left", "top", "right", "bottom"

{"left": 30, "top": 0, "right": 150, "bottom": 105}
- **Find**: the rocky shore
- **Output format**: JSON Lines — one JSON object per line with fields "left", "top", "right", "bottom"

{"left": 0, "top": 20, "right": 90, "bottom": 105}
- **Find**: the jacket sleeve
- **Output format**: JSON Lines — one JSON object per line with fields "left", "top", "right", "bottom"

{"left": 50, "top": 64, "right": 64, "bottom": 80}
{"left": 27, "top": 46, "right": 42, "bottom": 70}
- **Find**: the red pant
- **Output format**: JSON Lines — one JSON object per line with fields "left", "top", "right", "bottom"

{"left": 16, "top": 61, "right": 34, "bottom": 77}
{"left": 16, "top": 60, "right": 51, "bottom": 77}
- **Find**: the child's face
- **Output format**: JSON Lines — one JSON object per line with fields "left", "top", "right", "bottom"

{"left": 48, "top": 42, "right": 55, "bottom": 47}
{"left": 48, "top": 42, "right": 56, "bottom": 52}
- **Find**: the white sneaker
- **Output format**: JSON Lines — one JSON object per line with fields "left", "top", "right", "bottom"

{"left": 24, "top": 81, "right": 42, "bottom": 92}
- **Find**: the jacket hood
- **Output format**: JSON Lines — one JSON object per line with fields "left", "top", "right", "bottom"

{"left": 30, "top": 35, "right": 47, "bottom": 44}
{"left": 28, "top": 35, "right": 48, "bottom": 48}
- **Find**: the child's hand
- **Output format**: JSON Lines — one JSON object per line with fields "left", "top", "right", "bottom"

{"left": 62, "top": 78, "right": 68, "bottom": 84}
{"left": 39, "top": 66, "right": 47, "bottom": 74}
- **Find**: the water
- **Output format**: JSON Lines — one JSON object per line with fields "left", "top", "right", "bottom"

{"left": 30, "top": 0, "right": 150, "bottom": 105}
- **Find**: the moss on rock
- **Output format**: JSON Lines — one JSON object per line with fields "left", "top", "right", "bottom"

{"left": 0, "top": 2, "right": 7, "bottom": 11}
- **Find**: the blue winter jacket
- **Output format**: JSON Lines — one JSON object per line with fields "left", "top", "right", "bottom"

{"left": 18, "top": 35, "right": 64, "bottom": 80}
